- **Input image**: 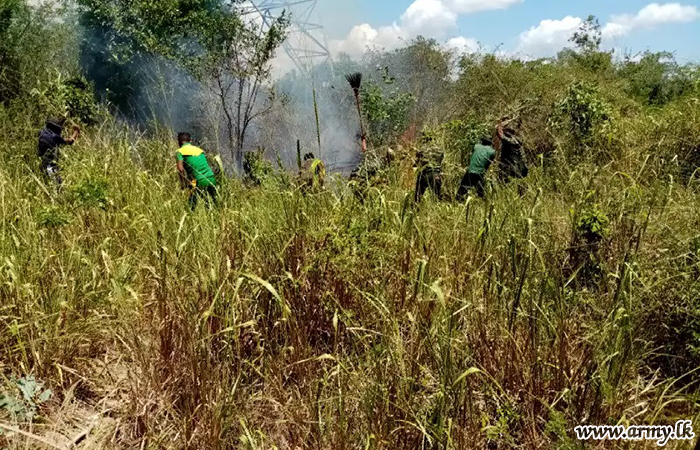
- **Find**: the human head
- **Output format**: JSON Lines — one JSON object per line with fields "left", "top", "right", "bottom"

{"left": 500, "top": 116, "right": 519, "bottom": 135}
{"left": 177, "top": 132, "right": 192, "bottom": 147}
{"left": 304, "top": 152, "right": 315, "bottom": 161}
{"left": 480, "top": 136, "right": 493, "bottom": 146}
{"left": 46, "top": 118, "right": 65, "bottom": 134}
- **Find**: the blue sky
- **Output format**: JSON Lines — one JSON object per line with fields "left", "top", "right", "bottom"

{"left": 310, "top": 0, "right": 700, "bottom": 62}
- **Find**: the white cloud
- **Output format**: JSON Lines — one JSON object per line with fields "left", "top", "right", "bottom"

{"left": 329, "top": 0, "right": 520, "bottom": 58}
{"left": 401, "top": 0, "right": 458, "bottom": 37}
{"left": 516, "top": 3, "right": 700, "bottom": 59}
{"left": 516, "top": 16, "right": 582, "bottom": 58}
{"left": 445, "top": 0, "right": 524, "bottom": 14}
{"left": 445, "top": 36, "right": 480, "bottom": 54}
{"left": 603, "top": 3, "right": 700, "bottom": 37}
{"left": 329, "top": 23, "right": 404, "bottom": 57}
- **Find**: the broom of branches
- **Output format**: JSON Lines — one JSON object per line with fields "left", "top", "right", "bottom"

{"left": 346, "top": 72, "right": 366, "bottom": 152}
{"left": 313, "top": 85, "right": 322, "bottom": 157}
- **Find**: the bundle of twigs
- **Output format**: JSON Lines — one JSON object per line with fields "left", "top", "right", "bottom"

{"left": 346, "top": 72, "right": 366, "bottom": 151}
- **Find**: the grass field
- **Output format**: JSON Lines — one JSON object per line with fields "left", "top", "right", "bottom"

{"left": 1, "top": 115, "right": 699, "bottom": 449}
{"left": 1, "top": 2, "right": 700, "bottom": 447}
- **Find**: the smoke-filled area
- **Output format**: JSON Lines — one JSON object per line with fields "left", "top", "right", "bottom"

{"left": 78, "top": 12, "right": 367, "bottom": 174}
{"left": 75, "top": 0, "right": 457, "bottom": 176}
{"left": 255, "top": 65, "right": 365, "bottom": 173}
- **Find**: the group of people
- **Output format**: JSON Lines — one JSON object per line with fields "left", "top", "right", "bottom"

{"left": 37, "top": 120, "right": 219, "bottom": 211}
{"left": 415, "top": 118, "right": 529, "bottom": 203}
{"left": 36, "top": 116, "right": 529, "bottom": 211}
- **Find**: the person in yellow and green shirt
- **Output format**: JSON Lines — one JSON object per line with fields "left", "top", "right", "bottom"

{"left": 176, "top": 132, "right": 218, "bottom": 210}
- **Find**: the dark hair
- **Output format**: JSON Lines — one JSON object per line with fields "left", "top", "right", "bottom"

{"left": 304, "top": 152, "right": 315, "bottom": 161}
{"left": 480, "top": 136, "right": 493, "bottom": 146}
{"left": 177, "top": 132, "right": 192, "bottom": 142}
{"left": 46, "top": 118, "right": 65, "bottom": 133}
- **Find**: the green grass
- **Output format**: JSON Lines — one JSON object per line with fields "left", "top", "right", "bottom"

{"left": 0, "top": 117, "right": 699, "bottom": 449}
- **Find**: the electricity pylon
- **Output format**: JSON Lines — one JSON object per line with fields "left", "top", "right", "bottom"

{"left": 241, "top": 0, "right": 332, "bottom": 74}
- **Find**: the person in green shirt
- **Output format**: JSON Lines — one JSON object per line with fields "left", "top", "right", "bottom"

{"left": 456, "top": 135, "right": 496, "bottom": 201}
{"left": 176, "top": 132, "right": 218, "bottom": 210}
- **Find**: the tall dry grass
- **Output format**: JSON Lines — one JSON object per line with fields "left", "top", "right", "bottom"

{"left": 1, "top": 112, "right": 699, "bottom": 449}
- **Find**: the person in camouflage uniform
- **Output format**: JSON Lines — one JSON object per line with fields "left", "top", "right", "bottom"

{"left": 414, "top": 132, "right": 444, "bottom": 203}
{"left": 497, "top": 118, "right": 529, "bottom": 184}
{"left": 348, "top": 148, "right": 386, "bottom": 202}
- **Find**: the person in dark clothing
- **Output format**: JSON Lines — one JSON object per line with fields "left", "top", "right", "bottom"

{"left": 497, "top": 119, "right": 529, "bottom": 184}
{"left": 38, "top": 118, "right": 80, "bottom": 185}
{"left": 414, "top": 132, "right": 444, "bottom": 203}
{"left": 349, "top": 148, "right": 393, "bottom": 203}
{"left": 456, "top": 136, "right": 496, "bottom": 201}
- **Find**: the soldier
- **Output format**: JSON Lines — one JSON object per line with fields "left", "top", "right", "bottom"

{"left": 456, "top": 135, "right": 496, "bottom": 201}
{"left": 414, "top": 132, "right": 444, "bottom": 203}
{"left": 300, "top": 153, "right": 325, "bottom": 191}
{"left": 38, "top": 118, "right": 80, "bottom": 186}
{"left": 497, "top": 118, "right": 529, "bottom": 186}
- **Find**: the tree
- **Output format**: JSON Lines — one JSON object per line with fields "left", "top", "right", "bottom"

{"left": 570, "top": 15, "right": 602, "bottom": 54}
{"left": 195, "top": 13, "right": 287, "bottom": 167}
{"left": 619, "top": 52, "right": 696, "bottom": 106}
{"left": 0, "top": 0, "right": 26, "bottom": 102}
{"left": 366, "top": 37, "right": 453, "bottom": 124}
{"left": 562, "top": 15, "right": 612, "bottom": 74}
{"left": 76, "top": 0, "right": 288, "bottom": 167}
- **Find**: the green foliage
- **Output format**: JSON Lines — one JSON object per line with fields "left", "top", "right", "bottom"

{"left": 75, "top": 0, "right": 237, "bottom": 112}
{"left": 569, "top": 204, "right": 610, "bottom": 287}
{"left": 0, "top": 376, "right": 52, "bottom": 422}
{"left": 362, "top": 68, "right": 415, "bottom": 146}
{"left": 570, "top": 15, "right": 602, "bottom": 54}
{"left": 76, "top": 0, "right": 230, "bottom": 62}
{"left": 70, "top": 175, "right": 110, "bottom": 209}
{"left": 554, "top": 81, "right": 613, "bottom": 147}
{"left": 31, "top": 73, "right": 99, "bottom": 125}
{"left": 439, "top": 119, "right": 490, "bottom": 166}
{"left": 0, "top": 0, "right": 26, "bottom": 102}
{"left": 243, "top": 149, "right": 274, "bottom": 187}
{"left": 0, "top": 1, "right": 78, "bottom": 107}
{"left": 562, "top": 15, "right": 614, "bottom": 74}
{"left": 576, "top": 205, "right": 610, "bottom": 244}
{"left": 366, "top": 37, "right": 453, "bottom": 123}
{"left": 483, "top": 402, "right": 519, "bottom": 448}
{"left": 619, "top": 52, "right": 697, "bottom": 106}
{"left": 544, "top": 410, "right": 576, "bottom": 450}
{"left": 36, "top": 206, "right": 72, "bottom": 228}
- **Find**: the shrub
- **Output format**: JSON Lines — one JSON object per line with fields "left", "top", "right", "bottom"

{"left": 36, "top": 206, "right": 72, "bottom": 228}
{"left": 243, "top": 149, "right": 274, "bottom": 187}
{"left": 554, "top": 81, "right": 613, "bottom": 149}
{"left": 70, "top": 176, "right": 110, "bottom": 209}
{"left": 0, "top": 376, "right": 52, "bottom": 423}
{"left": 31, "top": 73, "right": 100, "bottom": 125}
{"left": 568, "top": 204, "right": 610, "bottom": 287}
{"left": 362, "top": 68, "right": 416, "bottom": 146}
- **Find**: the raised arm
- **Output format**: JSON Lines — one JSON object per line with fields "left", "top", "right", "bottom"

{"left": 497, "top": 123, "right": 505, "bottom": 140}
{"left": 65, "top": 125, "right": 81, "bottom": 145}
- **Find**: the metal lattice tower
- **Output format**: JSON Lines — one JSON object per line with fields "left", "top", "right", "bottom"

{"left": 241, "top": 0, "right": 332, "bottom": 74}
